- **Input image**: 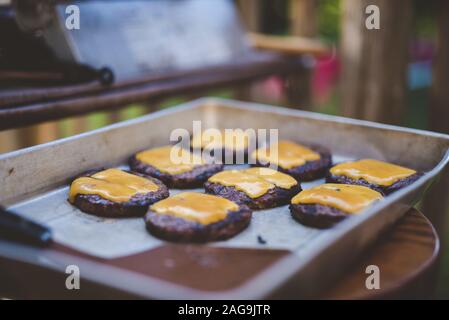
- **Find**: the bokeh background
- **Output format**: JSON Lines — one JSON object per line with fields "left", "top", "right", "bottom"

{"left": 0, "top": 0, "right": 448, "bottom": 298}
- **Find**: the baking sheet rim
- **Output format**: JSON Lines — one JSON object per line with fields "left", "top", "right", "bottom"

{"left": 1, "top": 97, "right": 449, "bottom": 298}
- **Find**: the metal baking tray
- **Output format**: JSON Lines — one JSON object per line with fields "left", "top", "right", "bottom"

{"left": 1, "top": 98, "right": 449, "bottom": 299}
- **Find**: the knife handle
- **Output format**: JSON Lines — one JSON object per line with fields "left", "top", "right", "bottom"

{"left": 0, "top": 206, "right": 53, "bottom": 247}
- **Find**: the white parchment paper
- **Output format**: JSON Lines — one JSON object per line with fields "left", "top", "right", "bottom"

{"left": 10, "top": 158, "right": 351, "bottom": 259}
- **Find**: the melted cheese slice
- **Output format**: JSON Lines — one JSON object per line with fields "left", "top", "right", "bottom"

{"left": 136, "top": 145, "right": 204, "bottom": 175}
{"left": 69, "top": 168, "right": 159, "bottom": 203}
{"left": 150, "top": 192, "right": 239, "bottom": 224}
{"left": 252, "top": 140, "right": 321, "bottom": 169}
{"left": 330, "top": 159, "right": 416, "bottom": 187}
{"left": 291, "top": 184, "right": 383, "bottom": 214}
{"left": 208, "top": 167, "right": 297, "bottom": 198}
{"left": 191, "top": 129, "right": 250, "bottom": 151}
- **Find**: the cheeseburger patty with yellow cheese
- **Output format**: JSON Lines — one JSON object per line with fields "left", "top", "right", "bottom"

{"left": 191, "top": 129, "right": 254, "bottom": 163}
{"left": 204, "top": 167, "right": 301, "bottom": 210}
{"left": 145, "top": 192, "right": 252, "bottom": 242}
{"left": 251, "top": 140, "right": 332, "bottom": 181}
{"left": 129, "top": 145, "right": 223, "bottom": 188}
{"left": 289, "top": 184, "right": 383, "bottom": 228}
{"left": 326, "top": 159, "right": 422, "bottom": 195}
{"left": 69, "top": 168, "right": 169, "bottom": 217}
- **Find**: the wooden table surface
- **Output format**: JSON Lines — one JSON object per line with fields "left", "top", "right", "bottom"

{"left": 0, "top": 208, "right": 439, "bottom": 299}
{"left": 322, "top": 208, "right": 439, "bottom": 299}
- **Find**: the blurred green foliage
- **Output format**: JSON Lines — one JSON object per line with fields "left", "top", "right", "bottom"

{"left": 317, "top": 0, "right": 340, "bottom": 42}
{"left": 413, "top": 0, "right": 437, "bottom": 39}
{"left": 259, "top": 0, "right": 341, "bottom": 41}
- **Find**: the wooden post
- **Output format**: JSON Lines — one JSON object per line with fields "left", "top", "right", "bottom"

{"left": 285, "top": 0, "right": 318, "bottom": 110}
{"left": 0, "top": 129, "right": 21, "bottom": 154}
{"left": 235, "top": 0, "right": 262, "bottom": 102}
{"left": 340, "top": 0, "right": 413, "bottom": 125}
{"left": 290, "top": 0, "right": 318, "bottom": 38}
{"left": 236, "top": 0, "right": 260, "bottom": 32}
{"left": 16, "top": 122, "right": 59, "bottom": 148}
{"left": 428, "top": 0, "right": 449, "bottom": 136}
{"left": 422, "top": 0, "right": 449, "bottom": 235}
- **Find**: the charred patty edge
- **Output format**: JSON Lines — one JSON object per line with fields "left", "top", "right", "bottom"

{"left": 325, "top": 172, "right": 423, "bottom": 195}
{"left": 129, "top": 155, "right": 224, "bottom": 188}
{"left": 252, "top": 144, "right": 332, "bottom": 182}
{"left": 204, "top": 181, "right": 302, "bottom": 210}
{"left": 289, "top": 203, "right": 349, "bottom": 229}
{"left": 191, "top": 146, "right": 251, "bottom": 164}
{"left": 69, "top": 170, "right": 169, "bottom": 218}
{"left": 145, "top": 206, "right": 252, "bottom": 242}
